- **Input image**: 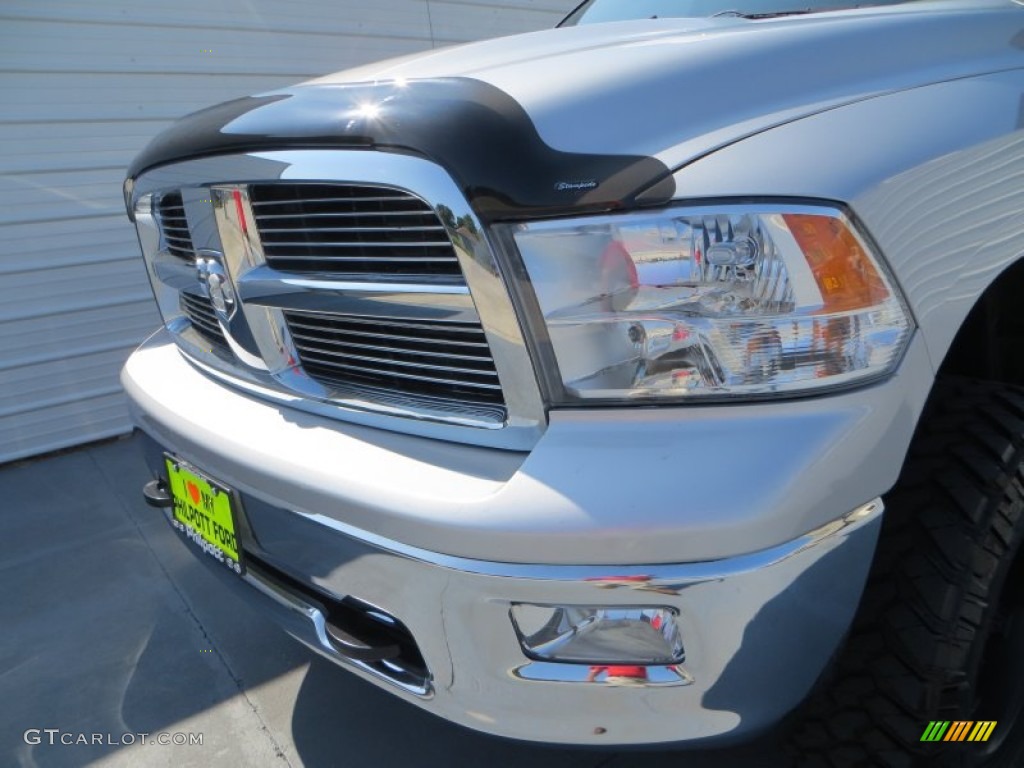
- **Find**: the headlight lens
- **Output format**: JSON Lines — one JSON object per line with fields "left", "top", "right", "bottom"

{"left": 509, "top": 204, "right": 911, "bottom": 402}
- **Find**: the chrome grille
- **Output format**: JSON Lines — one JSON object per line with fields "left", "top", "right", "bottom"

{"left": 179, "top": 292, "right": 227, "bottom": 350}
{"left": 156, "top": 191, "right": 194, "bottom": 262}
{"left": 284, "top": 310, "right": 505, "bottom": 408}
{"left": 248, "top": 183, "right": 461, "bottom": 277}
{"left": 133, "top": 150, "right": 547, "bottom": 447}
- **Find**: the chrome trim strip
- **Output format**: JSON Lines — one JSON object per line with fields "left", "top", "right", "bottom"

{"left": 249, "top": 194, "right": 421, "bottom": 206}
{"left": 241, "top": 272, "right": 470, "bottom": 295}
{"left": 237, "top": 267, "right": 479, "bottom": 321}
{"left": 292, "top": 498, "right": 884, "bottom": 585}
{"left": 152, "top": 252, "right": 201, "bottom": 291}
{"left": 211, "top": 185, "right": 265, "bottom": 274}
{"left": 512, "top": 661, "right": 695, "bottom": 687}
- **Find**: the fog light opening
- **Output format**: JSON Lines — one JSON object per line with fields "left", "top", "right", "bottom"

{"left": 510, "top": 604, "right": 685, "bottom": 665}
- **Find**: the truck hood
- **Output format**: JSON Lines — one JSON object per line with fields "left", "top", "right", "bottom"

{"left": 129, "top": 0, "right": 1023, "bottom": 219}
{"left": 310, "top": 0, "right": 1022, "bottom": 164}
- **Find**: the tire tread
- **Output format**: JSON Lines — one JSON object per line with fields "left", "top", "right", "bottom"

{"left": 788, "top": 377, "right": 1024, "bottom": 766}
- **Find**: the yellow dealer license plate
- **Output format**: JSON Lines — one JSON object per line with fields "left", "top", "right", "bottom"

{"left": 165, "top": 456, "right": 244, "bottom": 576}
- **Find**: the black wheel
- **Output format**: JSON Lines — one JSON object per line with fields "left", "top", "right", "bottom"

{"left": 788, "top": 377, "right": 1024, "bottom": 767}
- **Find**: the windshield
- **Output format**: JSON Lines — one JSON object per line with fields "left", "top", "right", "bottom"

{"left": 561, "top": 0, "right": 923, "bottom": 26}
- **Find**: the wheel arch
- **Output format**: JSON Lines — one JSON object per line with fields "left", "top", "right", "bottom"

{"left": 935, "top": 255, "right": 1024, "bottom": 387}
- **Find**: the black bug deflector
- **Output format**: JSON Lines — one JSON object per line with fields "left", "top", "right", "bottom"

{"left": 126, "top": 78, "right": 675, "bottom": 221}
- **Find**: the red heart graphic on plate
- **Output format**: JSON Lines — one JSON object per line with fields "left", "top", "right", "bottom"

{"left": 186, "top": 481, "right": 200, "bottom": 505}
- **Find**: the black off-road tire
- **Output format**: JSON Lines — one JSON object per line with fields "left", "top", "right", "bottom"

{"left": 787, "top": 377, "right": 1024, "bottom": 767}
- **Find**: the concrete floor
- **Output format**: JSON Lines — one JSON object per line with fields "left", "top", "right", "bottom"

{"left": 0, "top": 434, "right": 788, "bottom": 768}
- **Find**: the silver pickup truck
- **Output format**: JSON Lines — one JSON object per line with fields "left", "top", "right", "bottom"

{"left": 122, "top": 0, "right": 1024, "bottom": 764}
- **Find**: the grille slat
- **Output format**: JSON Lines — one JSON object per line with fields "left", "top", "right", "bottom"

{"left": 261, "top": 256, "right": 457, "bottom": 265}
{"left": 282, "top": 317, "right": 485, "bottom": 344}
{"left": 298, "top": 352, "right": 504, "bottom": 392}
{"left": 260, "top": 241, "right": 454, "bottom": 249}
{"left": 180, "top": 293, "right": 228, "bottom": 350}
{"left": 284, "top": 316, "right": 488, "bottom": 342}
{"left": 157, "top": 192, "right": 195, "bottom": 262}
{"left": 255, "top": 210, "right": 437, "bottom": 220}
{"left": 292, "top": 343, "right": 500, "bottom": 378}
{"left": 180, "top": 293, "right": 218, "bottom": 323}
{"left": 181, "top": 301, "right": 217, "bottom": 326}
{"left": 249, "top": 183, "right": 462, "bottom": 278}
{"left": 259, "top": 226, "right": 447, "bottom": 235}
{"left": 185, "top": 311, "right": 220, "bottom": 335}
{"left": 288, "top": 329, "right": 491, "bottom": 356}
{"left": 284, "top": 310, "right": 505, "bottom": 407}
{"left": 189, "top": 317, "right": 224, "bottom": 339}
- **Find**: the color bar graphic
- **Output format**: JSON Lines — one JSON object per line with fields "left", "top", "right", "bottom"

{"left": 920, "top": 721, "right": 950, "bottom": 742}
{"left": 967, "top": 722, "right": 998, "bottom": 742}
{"left": 920, "top": 721, "right": 997, "bottom": 743}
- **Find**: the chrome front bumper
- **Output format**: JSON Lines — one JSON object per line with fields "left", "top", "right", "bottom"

{"left": 140, "top": 423, "right": 881, "bottom": 745}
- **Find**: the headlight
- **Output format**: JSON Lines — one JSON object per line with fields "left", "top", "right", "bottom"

{"left": 506, "top": 203, "right": 911, "bottom": 402}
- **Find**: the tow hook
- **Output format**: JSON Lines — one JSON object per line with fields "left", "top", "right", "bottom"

{"left": 143, "top": 479, "right": 173, "bottom": 509}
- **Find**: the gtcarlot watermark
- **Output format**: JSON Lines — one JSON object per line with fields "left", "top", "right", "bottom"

{"left": 24, "top": 729, "right": 203, "bottom": 746}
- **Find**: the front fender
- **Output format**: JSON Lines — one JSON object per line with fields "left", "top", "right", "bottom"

{"left": 663, "top": 67, "right": 1024, "bottom": 376}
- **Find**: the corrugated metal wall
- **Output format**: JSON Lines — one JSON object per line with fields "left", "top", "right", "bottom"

{"left": 0, "top": 0, "right": 574, "bottom": 463}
